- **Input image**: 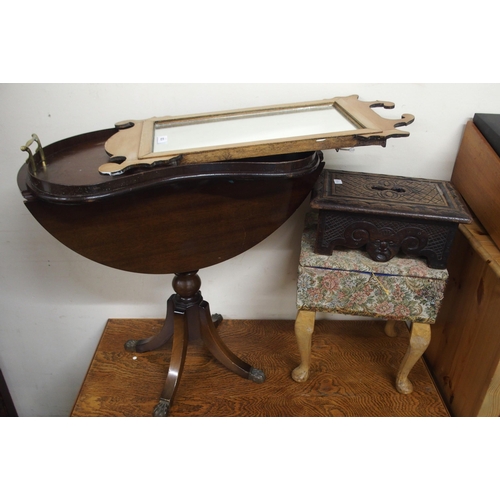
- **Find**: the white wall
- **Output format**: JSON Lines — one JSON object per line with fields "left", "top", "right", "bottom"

{"left": 2, "top": 83, "right": 500, "bottom": 416}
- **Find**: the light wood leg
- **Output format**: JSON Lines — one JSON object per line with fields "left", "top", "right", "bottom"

{"left": 384, "top": 319, "right": 399, "bottom": 338}
{"left": 395, "top": 322, "right": 431, "bottom": 395}
{"left": 384, "top": 320, "right": 410, "bottom": 338}
{"left": 291, "top": 309, "right": 316, "bottom": 383}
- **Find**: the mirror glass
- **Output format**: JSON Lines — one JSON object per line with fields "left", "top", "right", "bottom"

{"left": 152, "top": 105, "right": 357, "bottom": 153}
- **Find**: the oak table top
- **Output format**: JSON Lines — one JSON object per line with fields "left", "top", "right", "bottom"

{"left": 71, "top": 318, "right": 449, "bottom": 417}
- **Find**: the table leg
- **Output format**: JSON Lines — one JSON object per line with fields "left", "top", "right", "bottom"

{"left": 125, "top": 271, "right": 265, "bottom": 416}
{"left": 153, "top": 311, "right": 189, "bottom": 417}
{"left": 124, "top": 296, "right": 175, "bottom": 353}
{"left": 199, "top": 300, "right": 265, "bottom": 383}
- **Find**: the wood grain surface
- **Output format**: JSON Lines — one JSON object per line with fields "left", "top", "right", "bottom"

{"left": 426, "top": 221, "right": 500, "bottom": 416}
{"left": 71, "top": 319, "right": 449, "bottom": 417}
{"left": 452, "top": 120, "right": 500, "bottom": 250}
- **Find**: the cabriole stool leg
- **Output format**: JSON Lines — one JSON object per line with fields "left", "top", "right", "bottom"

{"left": 292, "top": 309, "right": 316, "bottom": 383}
{"left": 384, "top": 319, "right": 401, "bottom": 338}
{"left": 394, "top": 322, "right": 431, "bottom": 395}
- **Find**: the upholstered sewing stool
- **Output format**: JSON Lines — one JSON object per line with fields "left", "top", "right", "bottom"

{"left": 292, "top": 212, "right": 450, "bottom": 394}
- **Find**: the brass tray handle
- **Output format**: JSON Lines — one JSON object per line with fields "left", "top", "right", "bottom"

{"left": 21, "top": 134, "right": 46, "bottom": 174}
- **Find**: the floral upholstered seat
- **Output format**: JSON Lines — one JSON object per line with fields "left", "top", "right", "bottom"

{"left": 297, "top": 212, "right": 449, "bottom": 323}
{"left": 293, "top": 212, "right": 449, "bottom": 394}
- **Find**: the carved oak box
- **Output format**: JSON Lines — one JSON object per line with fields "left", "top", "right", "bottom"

{"left": 311, "top": 169, "right": 472, "bottom": 269}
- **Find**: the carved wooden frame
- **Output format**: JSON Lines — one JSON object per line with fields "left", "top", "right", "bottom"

{"left": 99, "top": 95, "right": 414, "bottom": 175}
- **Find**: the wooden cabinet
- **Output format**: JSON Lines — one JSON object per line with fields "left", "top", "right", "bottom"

{"left": 426, "top": 222, "right": 500, "bottom": 416}
{"left": 451, "top": 120, "right": 500, "bottom": 249}
{"left": 425, "top": 120, "right": 500, "bottom": 417}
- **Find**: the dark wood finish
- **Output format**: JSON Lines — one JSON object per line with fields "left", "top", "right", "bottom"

{"left": 452, "top": 120, "right": 500, "bottom": 251}
{"left": 16, "top": 129, "right": 325, "bottom": 416}
{"left": 71, "top": 319, "right": 449, "bottom": 417}
{"left": 125, "top": 272, "right": 264, "bottom": 416}
{"left": 17, "top": 130, "right": 324, "bottom": 274}
{"left": 425, "top": 220, "right": 500, "bottom": 416}
{"left": 153, "top": 307, "right": 189, "bottom": 417}
{"left": 311, "top": 170, "right": 471, "bottom": 269}
{"left": 19, "top": 129, "right": 325, "bottom": 204}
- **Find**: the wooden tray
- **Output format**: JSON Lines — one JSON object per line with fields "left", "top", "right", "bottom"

{"left": 17, "top": 130, "right": 324, "bottom": 274}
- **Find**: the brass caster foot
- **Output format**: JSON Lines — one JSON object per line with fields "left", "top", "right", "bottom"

{"left": 153, "top": 398, "right": 171, "bottom": 417}
{"left": 124, "top": 339, "right": 139, "bottom": 352}
{"left": 249, "top": 367, "right": 265, "bottom": 384}
{"left": 212, "top": 313, "right": 223, "bottom": 328}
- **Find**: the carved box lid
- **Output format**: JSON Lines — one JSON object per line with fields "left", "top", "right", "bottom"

{"left": 311, "top": 169, "right": 472, "bottom": 224}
